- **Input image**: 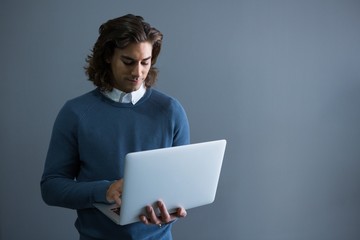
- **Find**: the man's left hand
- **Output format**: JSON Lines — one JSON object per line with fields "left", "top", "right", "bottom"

{"left": 139, "top": 200, "right": 187, "bottom": 226}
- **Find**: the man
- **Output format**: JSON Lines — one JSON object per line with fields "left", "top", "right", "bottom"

{"left": 41, "top": 14, "right": 190, "bottom": 240}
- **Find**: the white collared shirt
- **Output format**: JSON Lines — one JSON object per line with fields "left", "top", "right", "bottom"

{"left": 102, "top": 84, "right": 146, "bottom": 105}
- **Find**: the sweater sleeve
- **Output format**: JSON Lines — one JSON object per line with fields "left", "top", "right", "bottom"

{"left": 40, "top": 102, "right": 112, "bottom": 210}
{"left": 171, "top": 98, "right": 190, "bottom": 146}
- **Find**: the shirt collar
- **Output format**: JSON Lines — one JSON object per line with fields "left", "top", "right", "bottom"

{"left": 102, "top": 84, "right": 146, "bottom": 105}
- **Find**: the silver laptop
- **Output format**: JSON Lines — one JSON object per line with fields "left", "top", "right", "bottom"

{"left": 93, "top": 139, "right": 227, "bottom": 225}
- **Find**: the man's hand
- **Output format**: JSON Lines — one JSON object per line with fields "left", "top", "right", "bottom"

{"left": 139, "top": 200, "right": 187, "bottom": 226}
{"left": 106, "top": 179, "right": 123, "bottom": 206}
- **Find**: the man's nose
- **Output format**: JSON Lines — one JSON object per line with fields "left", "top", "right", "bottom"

{"left": 131, "top": 64, "right": 141, "bottom": 78}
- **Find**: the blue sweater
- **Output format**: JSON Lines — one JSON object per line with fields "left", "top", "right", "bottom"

{"left": 41, "top": 88, "right": 190, "bottom": 240}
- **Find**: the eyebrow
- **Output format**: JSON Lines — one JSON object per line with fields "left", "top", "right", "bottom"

{"left": 121, "top": 55, "right": 152, "bottom": 61}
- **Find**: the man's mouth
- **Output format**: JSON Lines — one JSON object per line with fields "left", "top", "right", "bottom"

{"left": 128, "top": 78, "right": 140, "bottom": 82}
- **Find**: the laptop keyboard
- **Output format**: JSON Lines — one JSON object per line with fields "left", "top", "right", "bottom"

{"left": 111, "top": 207, "right": 120, "bottom": 215}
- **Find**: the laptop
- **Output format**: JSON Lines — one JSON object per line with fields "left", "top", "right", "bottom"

{"left": 93, "top": 139, "right": 227, "bottom": 225}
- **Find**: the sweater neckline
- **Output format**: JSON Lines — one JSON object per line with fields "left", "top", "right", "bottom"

{"left": 95, "top": 87, "right": 153, "bottom": 108}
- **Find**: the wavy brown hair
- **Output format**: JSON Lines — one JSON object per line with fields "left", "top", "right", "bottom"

{"left": 85, "top": 14, "right": 163, "bottom": 91}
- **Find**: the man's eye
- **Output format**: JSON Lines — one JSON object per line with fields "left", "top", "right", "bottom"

{"left": 141, "top": 62, "right": 150, "bottom": 66}
{"left": 122, "top": 60, "right": 133, "bottom": 65}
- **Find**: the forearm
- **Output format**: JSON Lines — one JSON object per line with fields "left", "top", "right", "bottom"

{"left": 41, "top": 176, "right": 112, "bottom": 209}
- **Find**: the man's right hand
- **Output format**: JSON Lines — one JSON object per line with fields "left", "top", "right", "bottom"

{"left": 106, "top": 179, "right": 123, "bottom": 205}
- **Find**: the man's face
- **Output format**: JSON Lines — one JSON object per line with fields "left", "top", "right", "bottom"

{"left": 108, "top": 41, "right": 152, "bottom": 93}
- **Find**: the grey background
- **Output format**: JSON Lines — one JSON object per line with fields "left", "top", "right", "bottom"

{"left": 1, "top": 0, "right": 360, "bottom": 239}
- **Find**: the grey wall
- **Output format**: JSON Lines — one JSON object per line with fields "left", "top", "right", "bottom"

{"left": 1, "top": 0, "right": 360, "bottom": 239}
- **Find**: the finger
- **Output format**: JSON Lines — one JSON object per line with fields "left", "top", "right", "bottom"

{"left": 106, "top": 179, "right": 124, "bottom": 203}
{"left": 177, "top": 207, "right": 187, "bottom": 218}
{"left": 114, "top": 195, "right": 122, "bottom": 206}
{"left": 139, "top": 215, "right": 150, "bottom": 225}
{"left": 146, "top": 205, "right": 161, "bottom": 224}
{"left": 157, "top": 201, "right": 172, "bottom": 223}
{"left": 107, "top": 189, "right": 121, "bottom": 204}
